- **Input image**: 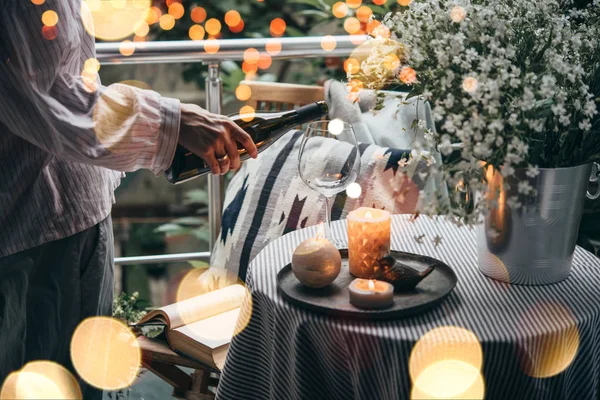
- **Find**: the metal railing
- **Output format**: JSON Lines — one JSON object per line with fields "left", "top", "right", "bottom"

{"left": 98, "top": 35, "right": 367, "bottom": 266}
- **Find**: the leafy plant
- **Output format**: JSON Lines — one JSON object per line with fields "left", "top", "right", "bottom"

{"left": 148, "top": 0, "right": 397, "bottom": 97}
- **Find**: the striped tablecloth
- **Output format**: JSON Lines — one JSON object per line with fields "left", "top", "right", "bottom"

{"left": 216, "top": 215, "right": 600, "bottom": 400}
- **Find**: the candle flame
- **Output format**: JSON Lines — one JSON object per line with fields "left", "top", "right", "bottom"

{"left": 365, "top": 211, "right": 373, "bottom": 219}
{"left": 316, "top": 223, "right": 325, "bottom": 240}
{"left": 368, "top": 280, "right": 375, "bottom": 291}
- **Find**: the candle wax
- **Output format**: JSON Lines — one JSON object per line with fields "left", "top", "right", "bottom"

{"left": 348, "top": 278, "right": 394, "bottom": 309}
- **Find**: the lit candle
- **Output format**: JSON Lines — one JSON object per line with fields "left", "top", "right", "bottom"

{"left": 348, "top": 278, "right": 394, "bottom": 309}
{"left": 347, "top": 207, "right": 391, "bottom": 278}
{"left": 292, "top": 224, "right": 342, "bottom": 289}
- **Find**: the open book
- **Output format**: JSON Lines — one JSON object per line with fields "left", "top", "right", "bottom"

{"left": 137, "top": 284, "right": 247, "bottom": 370}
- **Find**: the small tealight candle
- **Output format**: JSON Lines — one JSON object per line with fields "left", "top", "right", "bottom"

{"left": 347, "top": 207, "right": 391, "bottom": 279}
{"left": 348, "top": 278, "right": 394, "bottom": 309}
{"left": 292, "top": 225, "right": 342, "bottom": 289}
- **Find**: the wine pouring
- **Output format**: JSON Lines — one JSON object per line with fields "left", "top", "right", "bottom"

{"left": 166, "top": 101, "right": 330, "bottom": 184}
{"left": 298, "top": 120, "right": 360, "bottom": 247}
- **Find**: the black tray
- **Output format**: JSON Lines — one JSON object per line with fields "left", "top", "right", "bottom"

{"left": 277, "top": 249, "right": 457, "bottom": 320}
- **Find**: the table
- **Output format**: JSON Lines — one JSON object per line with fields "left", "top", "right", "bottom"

{"left": 216, "top": 215, "right": 600, "bottom": 400}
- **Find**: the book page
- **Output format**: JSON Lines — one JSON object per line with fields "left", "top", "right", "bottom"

{"left": 172, "top": 307, "right": 242, "bottom": 350}
{"left": 162, "top": 284, "right": 247, "bottom": 329}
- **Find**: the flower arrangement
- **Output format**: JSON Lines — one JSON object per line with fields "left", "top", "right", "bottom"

{"left": 350, "top": 0, "right": 600, "bottom": 224}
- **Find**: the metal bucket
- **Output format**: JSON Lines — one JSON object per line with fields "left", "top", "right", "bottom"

{"left": 477, "top": 163, "right": 600, "bottom": 285}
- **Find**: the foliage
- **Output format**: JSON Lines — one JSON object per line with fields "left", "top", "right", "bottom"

{"left": 112, "top": 291, "right": 149, "bottom": 324}
{"left": 355, "top": 0, "right": 600, "bottom": 223}
{"left": 149, "top": 0, "right": 397, "bottom": 96}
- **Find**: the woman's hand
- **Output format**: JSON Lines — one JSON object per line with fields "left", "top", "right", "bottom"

{"left": 178, "top": 104, "right": 258, "bottom": 175}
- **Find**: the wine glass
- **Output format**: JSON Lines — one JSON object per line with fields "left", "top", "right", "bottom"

{"left": 298, "top": 119, "right": 361, "bottom": 246}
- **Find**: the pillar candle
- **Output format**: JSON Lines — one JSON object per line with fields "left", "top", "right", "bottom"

{"left": 347, "top": 207, "right": 391, "bottom": 278}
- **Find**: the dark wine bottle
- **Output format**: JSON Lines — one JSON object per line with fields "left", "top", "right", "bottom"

{"left": 165, "top": 101, "right": 329, "bottom": 184}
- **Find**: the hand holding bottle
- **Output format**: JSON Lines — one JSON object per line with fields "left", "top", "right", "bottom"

{"left": 177, "top": 104, "right": 258, "bottom": 175}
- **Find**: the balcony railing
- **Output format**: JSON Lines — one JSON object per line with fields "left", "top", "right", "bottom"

{"left": 97, "top": 35, "right": 367, "bottom": 266}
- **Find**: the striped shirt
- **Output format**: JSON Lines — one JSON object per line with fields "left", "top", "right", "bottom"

{"left": 0, "top": 1, "right": 181, "bottom": 257}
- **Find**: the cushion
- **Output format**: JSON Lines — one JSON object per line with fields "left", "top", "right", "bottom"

{"left": 210, "top": 129, "right": 431, "bottom": 280}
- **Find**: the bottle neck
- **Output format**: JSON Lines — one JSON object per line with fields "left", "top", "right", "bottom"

{"left": 295, "top": 101, "right": 329, "bottom": 124}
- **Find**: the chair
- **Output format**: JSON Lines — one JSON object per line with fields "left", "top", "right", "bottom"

{"left": 241, "top": 80, "right": 324, "bottom": 111}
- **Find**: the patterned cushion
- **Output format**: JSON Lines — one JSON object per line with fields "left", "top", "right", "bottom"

{"left": 210, "top": 129, "right": 431, "bottom": 281}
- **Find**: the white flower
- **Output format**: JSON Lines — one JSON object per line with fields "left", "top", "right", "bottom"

{"left": 518, "top": 180, "right": 533, "bottom": 195}
{"left": 526, "top": 166, "right": 540, "bottom": 178}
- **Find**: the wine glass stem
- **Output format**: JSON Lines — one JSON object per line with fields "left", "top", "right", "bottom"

{"left": 324, "top": 195, "right": 334, "bottom": 240}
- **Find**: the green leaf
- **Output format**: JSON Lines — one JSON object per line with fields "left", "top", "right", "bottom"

{"left": 287, "top": 0, "right": 323, "bottom": 6}
{"left": 189, "top": 261, "right": 209, "bottom": 269}
{"left": 155, "top": 223, "right": 184, "bottom": 233}
{"left": 171, "top": 217, "right": 205, "bottom": 226}
{"left": 298, "top": 9, "right": 331, "bottom": 18}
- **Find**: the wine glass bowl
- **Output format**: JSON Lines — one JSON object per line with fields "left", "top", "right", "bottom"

{"left": 298, "top": 119, "right": 361, "bottom": 244}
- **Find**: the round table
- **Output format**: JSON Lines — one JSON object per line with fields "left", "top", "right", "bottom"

{"left": 216, "top": 215, "right": 600, "bottom": 400}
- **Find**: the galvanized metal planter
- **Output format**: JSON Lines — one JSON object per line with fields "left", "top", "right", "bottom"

{"left": 477, "top": 163, "right": 600, "bottom": 285}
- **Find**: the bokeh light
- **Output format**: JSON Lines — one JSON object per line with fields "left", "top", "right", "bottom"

{"left": 344, "top": 17, "right": 361, "bottom": 34}
{"left": 224, "top": 10, "right": 242, "bottom": 27}
{"left": 243, "top": 48, "right": 260, "bottom": 64}
{"left": 204, "top": 39, "right": 220, "bottom": 54}
{"left": 373, "top": 0, "right": 387, "bottom": 4}
{"left": 1, "top": 371, "right": 64, "bottom": 399}
{"left": 328, "top": 118, "right": 345, "bottom": 135}
{"left": 383, "top": 54, "right": 400, "bottom": 71}
{"left": 71, "top": 317, "right": 141, "bottom": 391}
{"left": 31, "top": 0, "right": 45, "bottom": 5}
{"left": 411, "top": 363, "right": 485, "bottom": 399}
{"left": 371, "top": 24, "right": 391, "bottom": 39}
{"left": 81, "top": 0, "right": 151, "bottom": 41}
{"left": 463, "top": 77, "right": 478, "bottom": 93}
{"left": 145, "top": 6, "right": 161, "bottom": 24}
{"left": 19, "top": 362, "right": 81, "bottom": 399}
{"left": 257, "top": 53, "right": 272, "bottom": 70}
{"left": 346, "top": 0, "right": 362, "bottom": 9}
{"left": 332, "top": 2, "right": 349, "bottom": 18}
{"left": 356, "top": 6, "right": 373, "bottom": 23}
{"left": 119, "top": 40, "right": 135, "bottom": 56}
{"left": 83, "top": 58, "right": 101, "bottom": 74}
{"left": 41, "top": 25, "right": 58, "bottom": 40}
{"left": 190, "top": 6, "right": 207, "bottom": 23}
{"left": 230, "top": 20, "right": 245, "bottom": 33}
{"left": 518, "top": 302, "right": 580, "bottom": 378}
{"left": 321, "top": 35, "right": 337, "bottom": 51}
{"left": 159, "top": 13, "right": 175, "bottom": 30}
{"left": 410, "top": 326, "right": 484, "bottom": 400}
{"left": 168, "top": 2, "right": 184, "bottom": 19}
{"left": 399, "top": 67, "right": 417, "bottom": 84}
{"left": 242, "top": 61, "right": 258, "bottom": 75}
{"left": 189, "top": 24, "right": 205, "bottom": 41}
{"left": 133, "top": 21, "right": 149, "bottom": 37}
{"left": 240, "top": 105, "right": 256, "bottom": 122}
{"left": 346, "top": 182, "right": 362, "bottom": 199}
{"left": 450, "top": 6, "right": 467, "bottom": 23}
{"left": 205, "top": 18, "right": 222, "bottom": 35}
{"left": 344, "top": 58, "right": 360, "bottom": 74}
{"left": 236, "top": 84, "right": 252, "bottom": 102}
{"left": 270, "top": 18, "right": 286, "bottom": 37}
{"left": 42, "top": 10, "right": 59, "bottom": 27}
{"left": 176, "top": 267, "right": 241, "bottom": 303}
{"left": 398, "top": 0, "right": 412, "bottom": 5}
{"left": 266, "top": 39, "right": 282, "bottom": 55}
{"left": 366, "top": 19, "right": 381, "bottom": 35}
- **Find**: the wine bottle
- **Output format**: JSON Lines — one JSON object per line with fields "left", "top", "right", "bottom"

{"left": 165, "top": 101, "right": 329, "bottom": 184}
